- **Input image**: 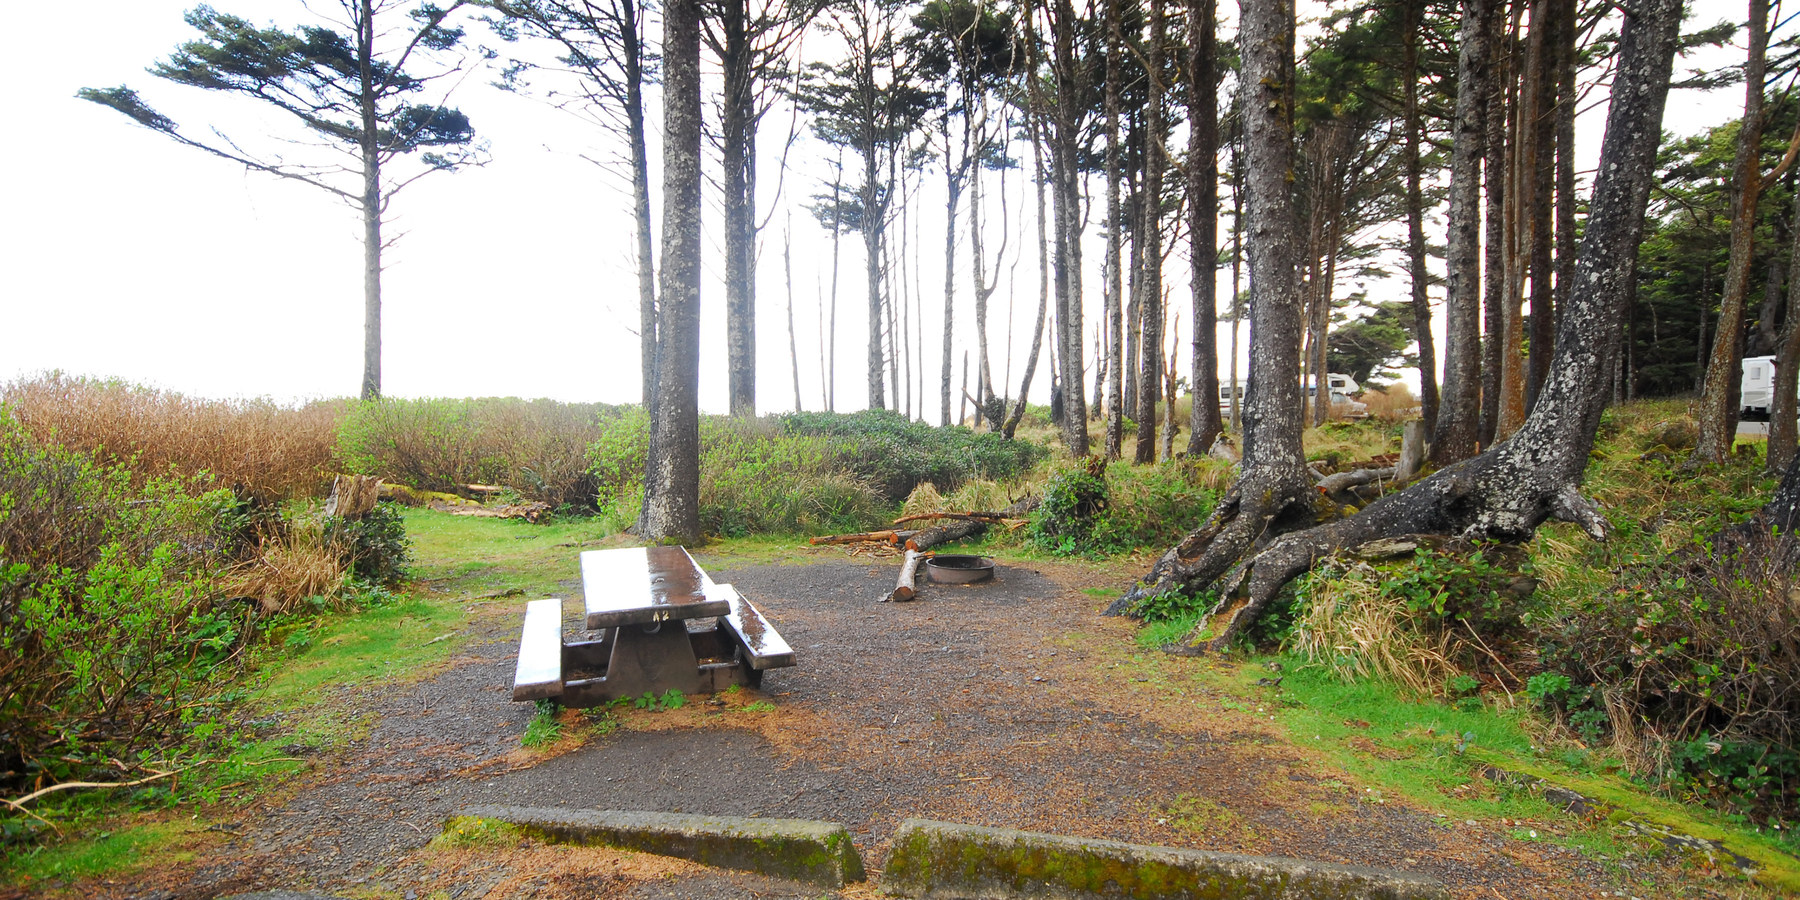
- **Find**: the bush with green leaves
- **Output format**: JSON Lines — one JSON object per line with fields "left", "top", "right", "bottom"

{"left": 0, "top": 409, "right": 249, "bottom": 808}
{"left": 778, "top": 409, "right": 1047, "bottom": 501}
{"left": 339, "top": 396, "right": 621, "bottom": 509}
{"left": 325, "top": 502, "right": 411, "bottom": 587}
{"left": 585, "top": 412, "right": 889, "bottom": 537}
{"left": 1030, "top": 460, "right": 1220, "bottom": 557}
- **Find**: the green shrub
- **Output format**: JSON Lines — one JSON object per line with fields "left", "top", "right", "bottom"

{"left": 585, "top": 413, "right": 889, "bottom": 537}
{"left": 779, "top": 409, "right": 1047, "bottom": 500}
{"left": 339, "top": 397, "right": 620, "bottom": 509}
{"left": 1030, "top": 460, "right": 1218, "bottom": 557}
{"left": 1534, "top": 528, "right": 1800, "bottom": 821}
{"left": 0, "top": 410, "right": 246, "bottom": 811}
{"left": 325, "top": 503, "right": 411, "bottom": 587}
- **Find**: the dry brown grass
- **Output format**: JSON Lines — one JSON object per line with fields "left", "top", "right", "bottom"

{"left": 3, "top": 373, "right": 342, "bottom": 501}
{"left": 224, "top": 516, "right": 347, "bottom": 614}
{"left": 1359, "top": 383, "right": 1419, "bottom": 423}
{"left": 1289, "top": 563, "right": 1461, "bottom": 697}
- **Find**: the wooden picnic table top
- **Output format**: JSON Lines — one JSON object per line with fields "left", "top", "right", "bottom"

{"left": 581, "top": 546, "right": 731, "bottom": 629}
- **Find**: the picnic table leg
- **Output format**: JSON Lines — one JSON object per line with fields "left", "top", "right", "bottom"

{"left": 601, "top": 621, "right": 704, "bottom": 699}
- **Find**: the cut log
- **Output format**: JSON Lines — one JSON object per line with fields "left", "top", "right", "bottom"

{"left": 887, "top": 549, "right": 927, "bottom": 602}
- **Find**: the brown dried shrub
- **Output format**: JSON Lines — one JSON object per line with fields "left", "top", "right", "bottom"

{"left": 3, "top": 373, "right": 342, "bottom": 502}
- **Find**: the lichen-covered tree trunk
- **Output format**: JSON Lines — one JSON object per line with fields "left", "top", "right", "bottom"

{"left": 1116, "top": 0, "right": 1684, "bottom": 652}
{"left": 1107, "top": 0, "right": 1313, "bottom": 617}
{"left": 1429, "top": 0, "right": 1492, "bottom": 464}
{"left": 643, "top": 0, "right": 703, "bottom": 544}
{"left": 1186, "top": 0, "right": 1223, "bottom": 457}
{"left": 1477, "top": 3, "right": 1509, "bottom": 448}
{"left": 1692, "top": 0, "right": 1769, "bottom": 465}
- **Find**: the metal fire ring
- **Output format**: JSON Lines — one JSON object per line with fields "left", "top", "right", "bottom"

{"left": 925, "top": 555, "right": 996, "bottom": 584}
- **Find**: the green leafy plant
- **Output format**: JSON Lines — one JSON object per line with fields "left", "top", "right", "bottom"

{"left": 633, "top": 689, "right": 686, "bottom": 712}
{"left": 522, "top": 699, "right": 562, "bottom": 747}
{"left": 741, "top": 700, "right": 776, "bottom": 713}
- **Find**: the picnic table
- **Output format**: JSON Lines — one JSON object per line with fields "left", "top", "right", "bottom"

{"left": 511, "top": 546, "right": 795, "bottom": 707}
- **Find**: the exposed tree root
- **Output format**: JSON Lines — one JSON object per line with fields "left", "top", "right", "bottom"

{"left": 1117, "top": 444, "right": 1612, "bottom": 654}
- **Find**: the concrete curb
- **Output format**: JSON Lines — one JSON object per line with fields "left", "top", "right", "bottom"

{"left": 881, "top": 818, "right": 1449, "bottom": 900}
{"left": 450, "top": 805, "right": 866, "bottom": 888}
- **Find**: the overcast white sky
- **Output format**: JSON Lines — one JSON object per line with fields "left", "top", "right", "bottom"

{"left": 0, "top": 0, "right": 1748, "bottom": 414}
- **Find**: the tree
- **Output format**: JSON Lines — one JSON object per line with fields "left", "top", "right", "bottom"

{"left": 1429, "top": 0, "right": 1493, "bottom": 464}
{"left": 1038, "top": 0, "right": 1092, "bottom": 456}
{"left": 1692, "top": 0, "right": 1770, "bottom": 465}
{"left": 1327, "top": 300, "right": 1415, "bottom": 384}
{"left": 82, "top": 2, "right": 483, "bottom": 401}
{"left": 642, "top": 0, "right": 703, "bottom": 543}
{"left": 708, "top": 0, "right": 808, "bottom": 416}
{"left": 486, "top": 0, "right": 659, "bottom": 405}
{"left": 1185, "top": 0, "right": 1224, "bottom": 458}
{"left": 1134, "top": 0, "right": 1169, "bottom": 464}
{"left": 1115, "top": 0, "right": 1685, "bottom": 652}
{"left": 1104, "top": 0, "right": 1312, "bottom": 616}
{"left": 798, "top": 0, "right": 938, "bottom": 411}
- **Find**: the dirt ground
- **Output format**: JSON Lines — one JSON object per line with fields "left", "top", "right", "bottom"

{"left": 90, "top": 553, "right": 1709, "bottom": 900}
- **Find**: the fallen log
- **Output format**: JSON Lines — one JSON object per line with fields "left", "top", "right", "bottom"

{"left": 905, "top": 496, "right": 1041, "bottom": 551}
{"left": 886, "top": 549, "right": 928, "bottom": 602}
{"left": 891, "top": 511, "right": 1022, "bottom": 527}
{"left": 432, "top": 500, "right": 553, "bottom": 524}
{"left": 809, "top": 530, "right": 914, "bottom": 546}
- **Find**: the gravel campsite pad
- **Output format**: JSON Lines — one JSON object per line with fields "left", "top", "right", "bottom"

{"left": 98, "top": 552, "right": 1681, "bottom": 900}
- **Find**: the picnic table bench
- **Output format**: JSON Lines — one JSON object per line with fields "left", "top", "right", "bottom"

{"left": 511, "top": 546, "right": 795, "bottom": 707}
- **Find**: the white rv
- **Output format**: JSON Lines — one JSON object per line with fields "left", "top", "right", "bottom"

{"left": 1741, "top": 356, "right": 1797, "bottom": 418}
{"left": 1217, "top": 375, "right": 1367, "bottom": 420}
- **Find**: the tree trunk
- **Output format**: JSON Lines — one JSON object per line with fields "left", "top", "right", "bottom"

{"left": 624, "top": 0, "right": 657, "bottom": 409}
{"left": 785, "top": 219, "right": 802, "bottom": 412}
{"left": 1403, "top": 0, "right": 1438, "bottom": 436}
{"left": 827, "top": 157, "right": 843, "bottom": 412}
{"left": 942, "top": 111, "right": 961, "bottom": 426}
{"left": 1524, "top": 0, "right": 1558, "bottom": 413}
{"left": 1104, "top": 0, "right": 1126, "bottom": 459}
{"left": 358, "top": 0, "right": 382, "bottom": 402}
{"left": 1135, "top": 0, "right": 1167, "bottom": 465}
{"left": 1494, "top": 4, "right": 1529, "bottom": 441}
{"left": 1552, "top": 0, "right": 1576, "bottom": 411}
{"left": 720, "top": 0, "right": 755, "bottom": 416}
{"left": 1119, "top": 0, "right": 1683, "bottom": 652}
{"left": 643, "top": 0, "right": 703, "bottom": 545}
{"left": 1049, "top": 0, "right": 1089, "bottom": 456}
{"left": 1432, "top": 0, "right": 1490, "bottom": 464}
{"left": 1108, "top": 0, "right": 1313, "bottom": 617}
{"left": 1478, "top": 1, "right": 1508, "bottom": 448}
{"left": 1693, "top": 0, "right": 1769, "bottom": 465}
{"left": 1124, "top": 184, "right": 1143, "bottom": 432}
{"left": 1005, "top": 96, "right": 1054, "bottom": 440}
{"left": 1768, "top": 188, "right": 1800, "bottom": 475}
{"left": 1186, "top": 0, "right": 1223, "bottom": 456}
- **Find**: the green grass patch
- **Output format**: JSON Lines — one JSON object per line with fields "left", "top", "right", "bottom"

{"left": 432, "top": 816, "right": 524, "bottom": 850}
{"left": 1265, "top": 656, "right": 1800, "bottom": 891}
{"left": 1136, "top": 613, "right": 1206, "bottom": 650}
{"left": 1, "top": 820, "right": 193, "bottom": 884}
{"left": 522, "top": 700, "right": 562, "bottom": 748}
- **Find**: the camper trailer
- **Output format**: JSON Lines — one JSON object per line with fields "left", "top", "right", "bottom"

{"left": 1741, "top": 356, "right": 1799, "bottom": 419}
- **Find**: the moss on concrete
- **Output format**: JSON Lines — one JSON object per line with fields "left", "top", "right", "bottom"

{"left": 449, "top": 805, "right": 864, "bottom": 887}
{"left": 881, "top": 818, "right": 1447, "bottom": 899}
